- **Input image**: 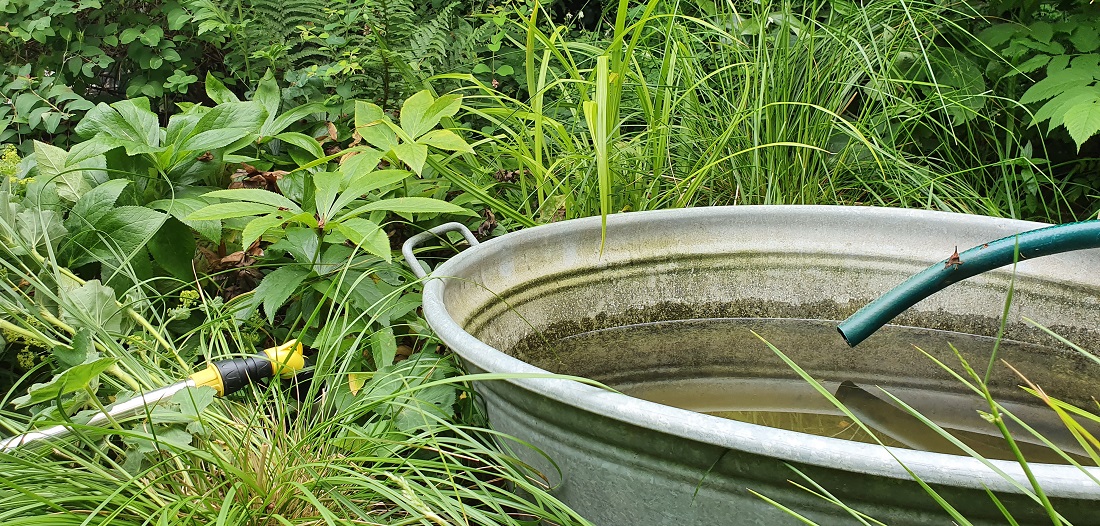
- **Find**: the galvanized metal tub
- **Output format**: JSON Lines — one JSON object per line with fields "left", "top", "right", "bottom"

{"left": 408, "top": 206, "right": 1100, "bottom": 525}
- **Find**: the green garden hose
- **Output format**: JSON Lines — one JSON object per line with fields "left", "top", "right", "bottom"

{"left": 837, "top": 220, "right": 1100, "bottom": 347}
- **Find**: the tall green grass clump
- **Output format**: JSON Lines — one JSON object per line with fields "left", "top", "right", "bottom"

{"left": 463, "top": 0, "right": 1068, "bottom": 225}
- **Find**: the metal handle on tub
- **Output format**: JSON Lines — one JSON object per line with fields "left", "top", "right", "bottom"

{"left": 402, "top": 222, "right": 480, "bottom": 279}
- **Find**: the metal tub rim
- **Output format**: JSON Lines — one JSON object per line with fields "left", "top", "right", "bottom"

{"left": 418, "top": 205, "right": 1100, "bottom": 500}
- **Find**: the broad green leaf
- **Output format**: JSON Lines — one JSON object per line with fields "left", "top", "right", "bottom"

{"left": 173, "top": 385, "right": 216, "bottom": 417}
{"left": 370, "top": 326, "right": 397, "bottom": 367}
{"left": 354, "top": 101, "right": 398, "bottom": 151}
{"left": 399, "top": 90, "right": 437, "bottom": 139}
{"left": 331, "top": 169, "right": 412, "bottom": 213}
{"left": 255, "top": 265, "right": 311, "bottom": 323}
{"left": 92, "top": 206, "right": 168, "bottom": 262}
{"left": 61, "top": 280, "right": 125, "bottom": 333}
{"left": 1071, "top": 25, "right": 1100, "bottom": 53}
{"left": 1033, "top": 86, "right": 1100, "bottom": 130}
{"left": 274, "top": 131, "right": 325, "bottom": 159}
{"left": 180, "top": 128, "right": 253, "bottom": 152}
{"left": 111, "top": 98, "right": 162, "bottom": 147}
{"left": 1063, "top": 99, "right": 1100, "bottom": 151}
{"left": 254, "top": 72, "right": 281, "bottom": 128}
{"left": 1073, "top": 54, "right": 1100, "bottom": 70}
{"left": 315, "top": 243, "right": 353, "bottom": 275}
{"left": 190, "top": 101, "right": 267, "bottom": 139}
{"left": 1008, "top": 54, "right": 1049, "bottom": 76}
{"left": 16, "top": 209, "right": 67, "bottom": 250}
{"left": 188, "top": 202, "right": 278, "bottom": 220}
{"left": 205, "top": 72, "right": 240, "bottom": 104}
{"left": 241, "top": 212, "right": 288, "bottom": 250}
{"left": 34, "top": 140, "right": 91, "bottom": 202}
{"left": 418, "top": 129, "right": 473, "bottom": 153}
{"left": 340, "top": 197, "right": 466, "bottom": 221}
{"left": 981, "top": 24, "right": 1020, "bottom": 48}
{"left": 149, "top": 197, "right": 222, "bottom": 243}
{"left": 148, "top": 217, "right": 197, "bottom": 280}
{"left": 1047, "top": 54, "right": 1071, "bottom": 75}
{"left": 1020, "top": 68, "right": 1095, "bottom": 104}
{"left": 339, "top": 149, "right": 386, "bottom": 184}
{"left": 392, "top": 142, "right": 428, "bottom": 175}
{"left": 12, "top": 357, "right": 117, "bottom": 408}
{"left": 335, "top": 218, "right": 390, "bottom": 261}
{"left": 270, "top": 227, "right": 319, "bottom": 265}
{"left": 314, "top": 170, "right": 343, "bottom": 220}
{"left": 66, "top": 135, "right": 125, "bottom": 164}
{"left": 263, "top": 102, "right": 326, "bottom": 137}
{"left": 74, "top": 98, "right": 160, "bottom": 149}
{"left": 202, "top": 188, "right": 300, "bottom": 212}
{"left": 1029, "top": 21, "right": 1053, "bottom": 44}
{"left": 52, "top": 327, "right": 93, "bottom": 369}
{"left": 68, "top": 179, "right": 129, "bottom": 230}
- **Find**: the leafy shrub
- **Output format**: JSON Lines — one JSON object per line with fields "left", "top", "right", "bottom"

{"left": 981, "top": 12, "right": 1100, "bottom": 151}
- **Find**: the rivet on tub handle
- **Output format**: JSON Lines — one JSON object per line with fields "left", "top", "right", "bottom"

{"left": 402, "top": 222, "right": 480, "bottom": 279}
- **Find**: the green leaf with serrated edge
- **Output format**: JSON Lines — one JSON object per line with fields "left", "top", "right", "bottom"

{"left": 1021, "top": 67, "right": 1095, "bottom": 105}
{"left": 241, "top": 212, "right": 286, "bottom": 250}
{"left": 339, "top": 149, "right": 385, "bottom": 184}
{"left": 66, "top": 135, "right": 124, "bottom": 164}
{"left": 110, "top": 98, "right": 161, "bottom": 147}
{"left": 255, "top": 265, "right": 310, "bottom": 323}
{"left": 189, "top": 102, "right": 266, "bottom": 143}
{"left": 148, "top": 217, "right": 197, "bottom": 280}
{"left": 1030, "top": 21, "right": 1054, "bottom": 44}
{"left": 91, "top": 206, "right": 167, "bottom": 263}
{"left": 1008, "top": 54, "right": 1049, "bottom": 76}
{"left": 205, "top": 72, "right": 239, "bottom": 104}
{"left": 1034, "top": 86, "right": 1100, "bottom": 130}
{"left": 418, "top": 129, "right": 472, "bottom": 153}
{"left": 254, "top": 71, "right": 281, "bottom": 127}
{"left": 399, "top": 90, "right": 436, "bottom": 139}
{"left": 179, "top": 128, "right": 252, "bottom": 153}
{"left": 188, "top": 202, "right": 278, "bottom": 220}
{"left": 335, "top": 218, "right": 390, "bottom": 261}
{"left": 1071, "top": 25, "right": 1100, "bottom": 53}
{"left": 271, "top": 227, "right": 319, "bottom": 264}
{"left": 202, "top": 188, "right": 300, "bottom": 212}
{"left": 1074, "top": 53, "right": 1100, "bottom": 70}
{"left": 353, "top": 101, "right": 398, "bottom": 151}
{"left": 274, "top": 131, "right": 324, "bottom": 158}
{"left": 340, "top": 197, "right": 466, "bottom": 221}
{"left": 1047, "top": 54, "right": 1071, "bottom": 75}
{"left": 12, "top": 357, "right": 117, "bottom": 408}
{"left": 331, "top": 169, "right": 412, "bottom": 213}
{"left": 392, "top": 142, "right": 428, "bottom": 175}
{"left": 68, "top": 179, "right": 128, "bottom": 230}
{"left": 370, "top": 326, "right": 397, "bottom": 368}
{"left": 1063, "top": 99, "right": 1100, "bottom": 151}
{"left": 149, "top": 198, "right": 222, "bottom": 243}
{"left": 314, "top": 170, "right": 342, "bottom": 220}
{"left": 35, "top": 140, "right": 93, "bottom": 202}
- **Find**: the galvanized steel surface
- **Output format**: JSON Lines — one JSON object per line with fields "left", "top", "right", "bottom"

{"left": 413, "top": 206, "right": 1100, "bottom": 525}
